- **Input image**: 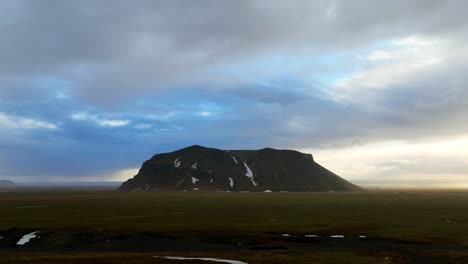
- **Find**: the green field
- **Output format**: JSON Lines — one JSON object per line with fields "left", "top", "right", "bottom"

{"left": 1, "top": 189, "right": 468, "bottom": 263}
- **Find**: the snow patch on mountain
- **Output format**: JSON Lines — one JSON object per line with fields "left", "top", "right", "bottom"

{"left": 174, "top": 156, "right": 181, "bottom": 168}
{"left": 231, "top": 156, "right": 238, "bottom": 164}
{"left": 244, "top": 162, "right": 257, "bottom": 186}
{"left": 176, "top": 179, "right": 185, "bottom": 187}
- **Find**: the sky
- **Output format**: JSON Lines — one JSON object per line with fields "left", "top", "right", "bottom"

{"left": 1, "top": 0, "right": 467, "bottom": 187}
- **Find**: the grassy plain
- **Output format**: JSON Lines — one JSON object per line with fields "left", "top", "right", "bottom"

{"left": 1, "top": 189, "right": 468, "bottom": 263}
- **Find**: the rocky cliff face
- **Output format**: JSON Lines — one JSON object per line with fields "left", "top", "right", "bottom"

{"left": 119, "top": 145, "right": 362, "bottom": 192}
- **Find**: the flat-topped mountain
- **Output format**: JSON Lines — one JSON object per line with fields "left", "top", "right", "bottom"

{"left": 119, "top": 145, "right": 362, "bottom": 192}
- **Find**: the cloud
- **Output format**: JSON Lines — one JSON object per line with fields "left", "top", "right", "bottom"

{"left": 332, "top": 35, "right": 449, "bottom": 102}
{"left": 97, "top": 119, "right": 130, "bottom": 127}
{"left": 316, "top": 34, "right": 468, "bottom": 146}
{"left": 306, "top": 135, "right": 468, "bottom": 188}
{"left": 196, "top": 111, "right": 212, "bottom": 117}
{"left": 0, "top": 112, "right": 57, "bottom": 130}
{"left": 134, "top": 124, "right": 152, "bottom": 130}
{"left": 71, "top": 112, "right": 130, "bottom": 127}
{"left": 0, "top": 1, "right": 468, "bottom": 186}
{"left": 1, "top": 1, "right": 468, "bottom": 103}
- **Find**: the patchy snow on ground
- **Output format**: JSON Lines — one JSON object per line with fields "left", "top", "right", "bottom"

{"left": 243, "top": 162, "right": 258, "bottom": 186}
{"left": 304, "top": 235, "right": 319, "bottom": 238}
{"left": 264, "top": 190, "right": 272, "bottom": 192}
{"left": 155, "top": 256, "right": 248, "bottom": 264}
{"left": 330, "top": 235, "right": 344, "bottom": 238}
{"left": 281, "top": 234, "right": 291, "bottom": 237}
{"left": 231, "top": 156, "right": 238, "bottom": 164}
{"left": 228, "top": 177, "right": 234, "bottom": 188}
{"left": 0, "top": 235, "right": 3, "bottom": 239}
{"left": 193, "top": 188, "right": 200, "bottom": 191}
{"left": 176, "top": 179, "right": 185, "bottom": 187}
{"left": 174, "top": 156, "right": 181, "bottom": 168}
{"left": 191, "top": 162, "right": 198, "bottom": 170}
{"left": 192, "top": 177, "right": 199, "bottom": 184}
{"left": 17, "top": 231, "right": 39, "bottom": 245}
{"left": 359, "top": 235, "right": 367, "bottom": 238}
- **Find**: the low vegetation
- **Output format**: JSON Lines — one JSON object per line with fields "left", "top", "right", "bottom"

{"left": 1, "top": 189, "right": 468, "bottom": 263}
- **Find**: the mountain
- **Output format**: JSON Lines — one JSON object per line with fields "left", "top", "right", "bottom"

{"left": 119, "top": 145, "right": 363, "bottom": 192}
{"left": 0, "top": 180, "right": 14, "bottom": 187}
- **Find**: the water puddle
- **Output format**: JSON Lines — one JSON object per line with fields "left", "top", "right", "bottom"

{"left": 154, "top": 256, "right": 248, "bottom": 264}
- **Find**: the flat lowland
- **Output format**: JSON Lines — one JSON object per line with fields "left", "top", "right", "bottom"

{"left": 1, "top": 189, "right": 468, "bottom": 263}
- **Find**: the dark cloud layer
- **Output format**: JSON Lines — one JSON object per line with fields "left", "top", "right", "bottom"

{"left": 0, "top": 0, "right": 467, "bottom": 182}
{"left": 2, "top": 0, "right": 467, "bottom": 100}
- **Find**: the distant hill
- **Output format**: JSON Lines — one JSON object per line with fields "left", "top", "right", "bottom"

{"left": 0, "top": 180, "right": 14, "bottom": 187}
{"left": 119, "top": 145, "right": 363, "bottom": 192}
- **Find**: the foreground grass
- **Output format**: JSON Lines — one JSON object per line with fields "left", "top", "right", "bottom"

{"left": 1, "top": 189, "right": 468, "bottom": 244}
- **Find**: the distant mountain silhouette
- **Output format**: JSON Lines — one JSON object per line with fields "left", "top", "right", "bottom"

{"left": 0, "top": 180, "right": 14, "bottom": 187}
{"left": 119, "top": 145, "right": 363, "bottom": 192}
